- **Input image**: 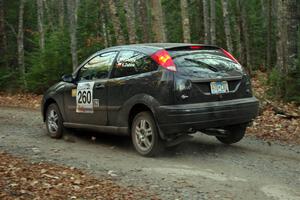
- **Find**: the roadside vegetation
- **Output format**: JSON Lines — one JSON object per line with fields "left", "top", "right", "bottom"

{"left": 0, "top": 0, "right": 299, "bottom": 103}
{"left": 247, "top": 71, "right": 300, "bottom": 144}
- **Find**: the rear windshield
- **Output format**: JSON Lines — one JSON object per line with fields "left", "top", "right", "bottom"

{"left": 169, "top": 50, "right": 242, "bottom": 73}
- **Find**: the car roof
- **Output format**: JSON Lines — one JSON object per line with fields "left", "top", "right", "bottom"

{"left": 73, "top": 43, "right": 220, "bottom": 76}
{"left": 102, "top": 43, "right": 219, "bottom": 54}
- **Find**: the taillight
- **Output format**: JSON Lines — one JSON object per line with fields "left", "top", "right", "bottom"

{"left": 190, "top": 46, "right": 203, "bottom": 50}
{"left": 151, "top": 49, "right": 176, "bottom": 72}
{"left": 221, "top": 48, "right": 239, "bottom": 64}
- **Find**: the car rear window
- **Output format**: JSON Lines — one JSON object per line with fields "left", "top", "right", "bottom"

{"left": 168, "top": 50, "right": 242, "bottom": 73}
{"left": 112, "top": 50, "right": 158, "bottom": 78}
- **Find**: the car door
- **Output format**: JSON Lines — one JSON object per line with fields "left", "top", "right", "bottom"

{"left": 63, "top": 51, "right": 118, "bottom": 125}
{"left": 107, "top": 50, "right": 160, "bottom": 126}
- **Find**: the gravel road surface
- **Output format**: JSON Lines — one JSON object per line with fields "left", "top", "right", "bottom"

{"left": 0, "top": 106, "right": 299, "bottom": 200}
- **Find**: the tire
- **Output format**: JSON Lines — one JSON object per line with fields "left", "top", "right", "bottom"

{"left": 216, "top": 124, "right": 247, "bottom": 144}
{"left": 45, "top": 103, "right": 64, "bottom": 139}
{"left": 131, "top": 111, "right": 164, "bottom": 157}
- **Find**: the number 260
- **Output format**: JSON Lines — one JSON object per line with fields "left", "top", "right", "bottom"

{"left": 78, "top": 91, "right": 91, "bottom": 104}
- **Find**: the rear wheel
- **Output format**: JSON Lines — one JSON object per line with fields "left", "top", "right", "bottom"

{"left": 131, "top": 112, "right": 164, "bottom": 157}
{"left": 46, "top": 103, "right": 64, "bottom": 139}
{"left": 216, "top": 124, "right": 247, "bottom": 144}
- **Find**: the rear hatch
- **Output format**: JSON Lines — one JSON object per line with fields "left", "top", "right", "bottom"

{"left": 167, "top": 46, "right": 252, "bottom": 104}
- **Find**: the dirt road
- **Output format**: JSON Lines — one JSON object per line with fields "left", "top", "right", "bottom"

{"left": 0, "top": 106, "right": 300, "bottom": 200}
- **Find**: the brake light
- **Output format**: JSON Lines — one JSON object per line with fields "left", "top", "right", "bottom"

{"left": 151, "top": 49, "right": 176, "bottom": 72}
{"left": 190, "top": 46, "right": 203, "bottom": 50}
{"left": 221, "top": 48, "right": 239, "bottom": 64}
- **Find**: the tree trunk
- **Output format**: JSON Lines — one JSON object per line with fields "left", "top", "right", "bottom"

{"left": 221, "top": 0, "right": 233, "bottom": 52}
{"left": 260, "top": 0, "right": 266, "bottom": 13}
{"left": 203, "top": 0, "right": 210, "bottom": 44}
{"left": 241, "top": 3, "right": 251, "bottom": 72}
{"left": 180, "top": 0, "right": 191, "bottom": 43}
{"left": 210, "top": 0, "right": 216, "bottom": 44}
{"left": 43, "top": 0, "right": 54, "bottom": 30}
{"left": 58, "top": 0, "right": 64, "bottom": 28}
{"left": 286, "top": 0, "right": 298, "bottom": 71}
{"left": 136, "top": 0, "right": 150, "bottom": 43}
{"left": 276, "top": 0, "right": 287, "bottom": 74}
{"left": 18, "top": 0, "right": 26, "bottom": 87}
{"left": 67, "top": 0, "right": 78, "bottom": 71}
{"left": 150, "top": 0, "right": 166, "bottom": 42}
{"left": 108, "top": 0, "right": 125, "bottom": 45}
{"left": 0, "top": 0, "right": 7, "bottom": 68}
{"left": 266, "top": 0, "right": 272, "bottom": 69}
{"left": 236, "top": 0, "right": 246, "bottom": 66}
{"left": 37, "top": 0, "right": 45, "bottom": 50}
{"left": 275, "top": 0, "right": 299, "bottom": 97}
{"left": 232, "top": 9, "right": 241, "bottom": 60}
{"left": 123, "top": 0, "right": 136, "bottom": 44}
{"left": 99, "top": 0, "right": 108, "bottom": 47}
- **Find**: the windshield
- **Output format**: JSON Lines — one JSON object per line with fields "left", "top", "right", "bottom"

{"left": 169, "top": 50, "right": 242, "bottom": 74}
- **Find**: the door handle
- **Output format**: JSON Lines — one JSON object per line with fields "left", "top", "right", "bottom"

{"left": 95, "top": 84, "right": 105, "bottom": 89}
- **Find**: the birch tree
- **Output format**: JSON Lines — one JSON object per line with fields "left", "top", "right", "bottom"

{"left": 58, "top": 0, "right": 64, "bottom": 28}
{"left": 18, "top": 0, "right": 26, "bottom": 86}
{"left": 99, "top": 0, "right": 109, "bottom": 47}
{"left": 266, "top": 0, "right": 272, "bottom": 69}
{"left": 241, "top": 2, "right": 251, "bottom": 72}
{"left": 286, "top": 0, "right": 298, "bottom": 71}
{"left": 276, "top": 0, "right": 287, "bottom": 74}
{"left": 234, "top": 0, "right": 243, "bottom": 62}
{"left": 210, "top": 0, "right": 216, "bottom": 44}
{"left": 203, "top": 0, "right": 210, "bottom": 44}
{"left": 180, "top": 0, "right": 191, "bottom": 43}
{"left": 276, "top": 0, "right": 298, "bottom": 72}
{"left": 0, "top": 0, "right": 6, "bottom": 67}
{"left": 221, "top": 0, "right": 233, "bottom": 52}
{"left": 37, "top": 0, "right": 45, "bottom": 50}
{"left": 136, "top": 0, "right": 150, "bottom": 43}
{"left": 108, "top": 0, "right": 125, "bottom": 45}
{"left": 67, "top": 0, "right": 78, "bottom": 70}
{"left": 43, "top": 0, "right": 54, "bottom": 30}
{"left": 150, "top": 0, "right": 166, "bottom": 42}
{"left": 123, "top": 0, "right": 136, "bottom": 44}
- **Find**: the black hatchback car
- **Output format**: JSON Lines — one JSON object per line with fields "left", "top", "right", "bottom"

{"left": 42, "top": 43, "right": 259, "bottom": 156}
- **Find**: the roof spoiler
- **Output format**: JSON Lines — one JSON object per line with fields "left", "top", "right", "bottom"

{"left": 165, "top": 45, "right": 220, "bottom": 51}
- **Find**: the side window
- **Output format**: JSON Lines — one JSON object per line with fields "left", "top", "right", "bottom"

{"left": 112, "top": 51, "right": 158, "bottom": 78}
{"left": 77, "top": 52, "right": 117, "bottom": 81}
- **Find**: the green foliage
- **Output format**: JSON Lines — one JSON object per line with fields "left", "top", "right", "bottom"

{"left": 268, "top": 68, "right": 286, "bottom": 98}
{"left": 0, "top": 69, "right": 17, "bottom": 91}
{"left": 26, "top": 31, "right": 72, "bottom": 93}
{"left": 1, "top": 0, "right": 298, "bottom": 103}
{"left": 77, "top": 0, "right": 105, "bottom": 62}
{"left": 285, "top": 65, "right": 300, "bottom": 103}
{"left": 246, "top": 0, "right": 266, "bottom": 69}
{"left": 189, "top": 0, "right": 203, "bottom": 43}
{"left": 162, "top": 0, "right": 182, "bottom": 42}
{"left": 268, "top": 63, "right": 300, "bottom": 104}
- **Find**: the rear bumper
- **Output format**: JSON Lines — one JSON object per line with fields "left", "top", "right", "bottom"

{"left": 156, "top": 97, "right": 259, "bottom": 136}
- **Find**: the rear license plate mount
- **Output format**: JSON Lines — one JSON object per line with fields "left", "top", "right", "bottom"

{"left": 210, "top": 81, "right": 229, "bottom": 94}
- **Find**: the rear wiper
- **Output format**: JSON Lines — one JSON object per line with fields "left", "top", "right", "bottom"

{"left": 184, "top": 58, "right": 219, "bottom": 72}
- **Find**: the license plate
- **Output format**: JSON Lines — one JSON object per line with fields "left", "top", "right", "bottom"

{"left": 210, "top": 81, "right": 229, "bottom": 94}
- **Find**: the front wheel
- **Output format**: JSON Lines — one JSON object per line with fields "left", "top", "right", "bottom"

{"left": 131, "top": 112, "right": 164, "bottom": 157}
{"left": 216, "top": 124, "right": 247, "bottom": 144}
{"left": 45, "top": 103, "right": 64, "bottom": 139}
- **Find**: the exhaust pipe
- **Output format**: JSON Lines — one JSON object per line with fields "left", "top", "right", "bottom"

{"left": 201, "top": 128, "right": 229, "bottom": 137}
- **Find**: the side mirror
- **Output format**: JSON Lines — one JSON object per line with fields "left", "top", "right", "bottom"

{"left": 61, "top": 74, "right": 74, "bottom": 83}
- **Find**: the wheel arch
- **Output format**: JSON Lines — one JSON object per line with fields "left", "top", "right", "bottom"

{"left": 42, "top": 98, "right": 57, "bottom": 122}
{"left": 128, "top": 103, "right": 152, "bottom": 129}
{"left": 127, "top": 100, "right": 166, "bottom": 140}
